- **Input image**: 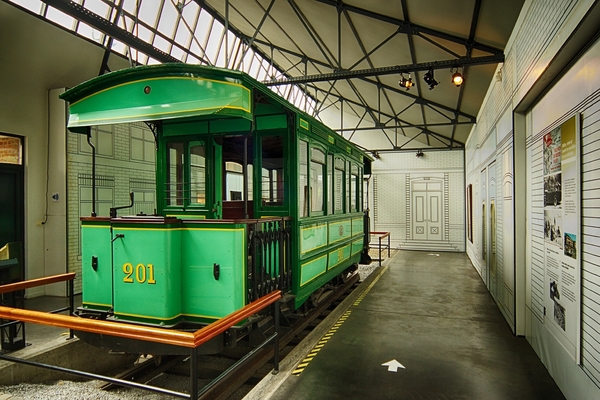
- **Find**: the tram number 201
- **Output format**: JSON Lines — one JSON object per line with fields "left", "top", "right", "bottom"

{"left": 123, "top": 263, "right": 157, "bottom": 284}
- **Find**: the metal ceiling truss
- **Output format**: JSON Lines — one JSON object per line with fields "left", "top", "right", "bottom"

{"left": 37, "top": 0, "right": 504, "bottom": 151}
{"left": 316, "top": 0, "right": 502, "bottom": 56}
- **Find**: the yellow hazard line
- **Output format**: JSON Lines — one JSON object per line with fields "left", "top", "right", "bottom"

{"left": 353, "top": 265, "right": 389, "bottom": 306}
{"left": 292, "top": 310, "right": 352, "bottom": 376}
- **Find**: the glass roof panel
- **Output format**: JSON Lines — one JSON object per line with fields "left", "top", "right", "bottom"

{"left": 174, "top": 18, "right": 191, "bottom": 46}
{"left": 13, "top": 0, "right": 314, "bottom": 115}
{"left": 76, "top": 21, "right": 103, "bottom": 43}
{"left": 205, "top": 20, "right": 224, "bottom": 65}
{"left": 138, "top": 0, "right": 160, "bottom": 27}
{"left": 181, "top": 0, "right": 200, "bottom": 23}
{"left": 136, "top": 24, "right": 153, "bottom": 43}
{"left": 121, "top": 0, "right": 138, "bottom": 14}
{"left": 157, "top": 1, "right": 178, "bottom": 37}
{"left": 9, "top": 0, "right": 43, "bottom": 14}
{"left": 82, "top": 0, "right": 110, "bottom": 19}
{"left": 170, "top": 45, "right": 186, "bottom": 62}
{"left": 111, "top": 39, "right": 127, "bottom": 55}
{"left": 46, "top": 7, "right": 76, "bottom": 30}
{"left": 153, "top": 34, "right": 171, "bottom": 53}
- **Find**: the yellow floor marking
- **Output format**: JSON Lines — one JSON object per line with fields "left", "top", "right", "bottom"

{"left": 292, "top": 310, "right": 353, "bottom": 377}
{"left": 353, "top": 265, "right": 389, "bottom": 306}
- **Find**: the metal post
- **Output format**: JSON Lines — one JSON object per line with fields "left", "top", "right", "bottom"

{"left": 273, "top": 300, "right": 280, "bottom": 374}
{"left": 68, "top": 278, "right": 74, "bottom": 339}
{"left": 86, "top": 129, "right": 97, "bottom": 217}
{"left": 190, "top": 347, "right": 198, "bottom": 399}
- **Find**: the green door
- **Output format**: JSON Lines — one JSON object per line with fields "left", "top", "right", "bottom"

{"left": 210, "top": 138, "right": 223, "bottom": 219}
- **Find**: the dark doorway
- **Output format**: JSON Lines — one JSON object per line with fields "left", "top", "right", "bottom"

{"left": 0, "top": 135, "right": 24, "bottom": 250}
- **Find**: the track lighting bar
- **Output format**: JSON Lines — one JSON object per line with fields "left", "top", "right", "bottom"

{"left": 264, "top": 54, "right": 504, "bottom": 86}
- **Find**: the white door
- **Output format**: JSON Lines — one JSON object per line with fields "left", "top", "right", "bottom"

{"left": 411, "top": 179, "right": 443, "bottom": 241}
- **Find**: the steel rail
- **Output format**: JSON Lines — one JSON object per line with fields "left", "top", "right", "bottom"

{"left": 197, "top": 273, "right": 359, "bottom": 399}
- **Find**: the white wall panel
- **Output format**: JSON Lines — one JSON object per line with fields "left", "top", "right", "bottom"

{"left": 371, "top": 151, "right": 464, "bottom": 252}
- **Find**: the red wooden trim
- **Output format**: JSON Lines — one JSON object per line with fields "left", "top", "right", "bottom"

{"left": 0, "top": 290, "right": 282, "bottom": 349}
{"left": 0, "top": 273, "right": 76, "bottom": 294}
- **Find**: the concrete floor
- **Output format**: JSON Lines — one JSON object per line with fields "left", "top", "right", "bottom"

{"left": 263, "top": 250, "right": 566, "bottom": 400}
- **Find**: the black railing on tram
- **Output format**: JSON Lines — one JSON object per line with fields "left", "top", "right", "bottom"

{"left": 247, "top": 218, "right": 292, "bottom": 303}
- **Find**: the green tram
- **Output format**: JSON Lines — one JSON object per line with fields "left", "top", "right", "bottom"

{"left": 61, "top": 64, "right": 371, "bottom": 343}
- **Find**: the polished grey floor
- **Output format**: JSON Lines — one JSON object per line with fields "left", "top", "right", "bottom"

{"left": 270, "top": 250, "right": 566, "bottom": 400}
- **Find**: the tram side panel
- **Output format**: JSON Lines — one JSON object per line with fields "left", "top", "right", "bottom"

{"left": 180, "top": 222, "right": 247, "bottom": 323}
{"left": 80, "top": 219, "right": 112, "bottom": 312}
{"left": 111, "top": 221, "right": 182, "bottom": 326}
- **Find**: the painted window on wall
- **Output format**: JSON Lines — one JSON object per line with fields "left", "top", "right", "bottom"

{"left": 79, "top": 125, "right": 114, "bottom": 157}
{"left": 130, "top": 124, "right": 155, "bottom": 163}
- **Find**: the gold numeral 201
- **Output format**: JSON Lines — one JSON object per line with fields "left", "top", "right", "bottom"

{"left": 123, "top": 263, "right": 156, "bottom": 284}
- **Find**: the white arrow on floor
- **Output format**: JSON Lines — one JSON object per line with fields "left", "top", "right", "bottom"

{"left": 381, "top": 359, "right": 405, "bottom": 372}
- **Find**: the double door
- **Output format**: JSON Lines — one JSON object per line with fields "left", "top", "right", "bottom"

{"left": 411, "top": 179, "right": 443, "bottom": 241}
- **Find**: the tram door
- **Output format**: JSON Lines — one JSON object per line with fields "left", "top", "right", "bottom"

{"left": 411, "top": 179, "right": 443, "bottom": 241}
{"left": 210, "top": 138, "right": 223, "bottom": 219}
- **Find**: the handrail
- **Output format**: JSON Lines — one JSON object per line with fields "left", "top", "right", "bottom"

{"left": 0, "top": 273, "right": 76, "bottom": 294}
{"left": 370, "top": 231, "right": 391, "bottom": 266}
{"left": 193, "top": 290, "right": 281, "bottom": 347}
{"left": 370, "top": 231, "right": 391, "bottom": 238}
{"left": 0, "top": 286, "right": 281, "bottom": 349}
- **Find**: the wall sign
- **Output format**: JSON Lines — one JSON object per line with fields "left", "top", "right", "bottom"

{"left": 543, "top": 114, "right": 580, "bottom": 363}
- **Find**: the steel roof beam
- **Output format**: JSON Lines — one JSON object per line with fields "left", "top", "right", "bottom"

{"left": 265, "top": 54, "right": 504, "bottom": 86}
{"left": 335, "top": 121, "right": 474, "bottom": 132}
{"left": 42, "top": 0, "right": 180, "bottom": 64}
{"left": 315, "top": 0, "right": 503, "bottom": 55}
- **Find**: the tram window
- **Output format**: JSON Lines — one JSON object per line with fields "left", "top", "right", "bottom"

{"left": 299, "top": 140, "right": 308, "bottom": 217}
{"left": 189, "top": 143, "right": 206, "bottom": 205}
{"left": 311, "top": 148, "right": 325, "bottom": 214}
{"left": 350, "top": 163, "right": 358, "bottom": 212}
{"left": 334, "top": 158, "right": 344, "bottom": 213}
{"left": 327, "top": 154, "right": 334, "bottom": 215}
{"left": 166, "top": 142, "right": 184, "bottom": 206}
{"left": 261, "top": 135, "right": 285, "bottom": 206}
{"left": 225, "top": 160, "right": 253, "bottom": 201}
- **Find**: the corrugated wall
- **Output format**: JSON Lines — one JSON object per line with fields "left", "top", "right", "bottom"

{"left": 467, "top": 0, "right": 600, "bottom": 397}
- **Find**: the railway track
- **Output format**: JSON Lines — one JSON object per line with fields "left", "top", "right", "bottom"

{"left": 102, "top": 273, "right": 360, "bottom": 399}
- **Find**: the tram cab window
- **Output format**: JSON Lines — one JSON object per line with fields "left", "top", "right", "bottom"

{"left": 225, "top": 161, "right": 252, "bottom": 201}
{"left": 189, "top": 143, "right": 206, "bottom": 205}
{"left": 261, "top": 135, "right": 284, "bottom": 206}
{"left": 299, "top": 140, "right": 308, "bottom": 217}
{"left": 165, "top": 141, "right": 206, "bottom": 207}
{"left": 334, "top": 157, "right": 345, "bottom": 214}
{"left": 327, "top": 154, "right": 334, "bottom": 215}
{"left": 310, "top": 148, "right": 326, "bottom": 214}
{"left": 166, "top": 142, "right": 184, "bottom": 206}
{"left": 350, "top": 163, "right": 359, "bottom": 212}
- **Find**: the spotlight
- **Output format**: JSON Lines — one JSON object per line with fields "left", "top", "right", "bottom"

{"left": 452, "top": 70, "right": 463, "bottom": 87}
{"left": 423, "top": 68, "right": 438, "bottom": 90}
{"left": 416, "top": 150, "right": 424, "bottom": 158}
{"left": 398, "top": 74, "right": 413, "bottom": 90}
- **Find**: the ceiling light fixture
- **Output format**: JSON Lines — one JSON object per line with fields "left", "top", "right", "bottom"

{"left": 423, "top": 68, "right": 438, "bottom": 90}
{"left": 398, "top": 74, "right": 413, "bottom": 90}
{"left": 451, "top": 68, "right": 464, "bottom": 87}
